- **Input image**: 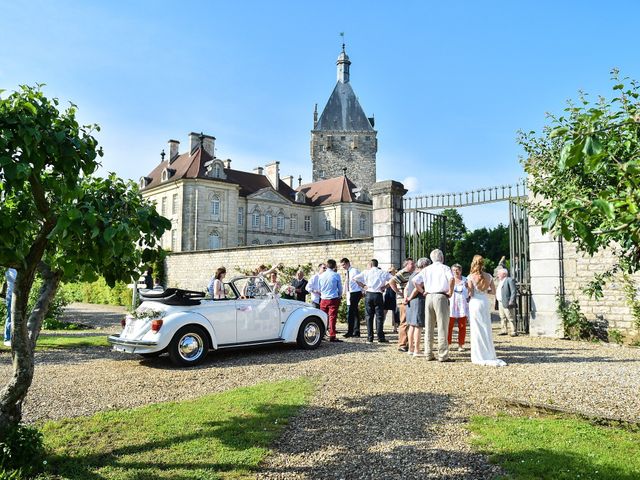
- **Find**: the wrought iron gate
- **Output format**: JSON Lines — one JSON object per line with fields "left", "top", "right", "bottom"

{"left": 403, "top": 207, "right": 447, "bottom": 262}
{"left": 509, "top": 199, "right": 530, "bottom": 334}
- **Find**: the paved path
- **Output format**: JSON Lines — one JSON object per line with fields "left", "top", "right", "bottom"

{"left": 1, "top": 303, "right": 639, "bottom": 479}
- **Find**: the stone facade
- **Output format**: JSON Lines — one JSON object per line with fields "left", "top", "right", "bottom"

{"left": 310, "top": 130, "right": 377, "bottom": 192}
{"left": 166, "top": 237, "right": 374, "bottom": 291}
{"left": 529, "top": 222, "right": 639, "bottom": 338}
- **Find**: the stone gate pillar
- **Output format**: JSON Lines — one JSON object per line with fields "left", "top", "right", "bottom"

{"left": 371, "top": 180, "right": 407, "bottom": 270}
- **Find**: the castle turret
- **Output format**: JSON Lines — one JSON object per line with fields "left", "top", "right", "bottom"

{"left": 310, "top": 46, "right": 377, "bottom": 191}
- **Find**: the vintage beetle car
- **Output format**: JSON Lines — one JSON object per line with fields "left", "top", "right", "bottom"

{"left": 108, "top": 276, "right": 327, "bottom": 367}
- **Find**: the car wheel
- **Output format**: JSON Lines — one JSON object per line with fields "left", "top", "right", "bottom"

{"left": 168, "top": 326, "right": 209, "bottom": 367}
{"left": 297, "top": 317, "right": 323, "bottom": 349}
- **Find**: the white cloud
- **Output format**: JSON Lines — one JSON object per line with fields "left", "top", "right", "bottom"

{"left": 402, "top": 176, "right": 419, "bottom": 193}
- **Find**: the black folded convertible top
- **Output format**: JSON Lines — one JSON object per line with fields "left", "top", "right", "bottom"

{"left": 139, "top": 288, "right": 205, "bottom": 306}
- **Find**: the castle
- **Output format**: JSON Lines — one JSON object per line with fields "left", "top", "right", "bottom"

{"left": 140, "top": 47, "right": 377, "bottom": 252}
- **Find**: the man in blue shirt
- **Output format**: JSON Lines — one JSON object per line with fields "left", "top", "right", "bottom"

{"left": 319, "top": 259, "right": 343, "bottom": 342}
{"left": 2, "top": 268, "right": 17, "bottom": 347}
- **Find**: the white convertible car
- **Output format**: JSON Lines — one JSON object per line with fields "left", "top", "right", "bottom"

{"left": 108, "top": 276, "right": 327, "bottom": 367}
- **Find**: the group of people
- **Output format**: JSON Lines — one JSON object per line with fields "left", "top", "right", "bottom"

{"left": 204, "top": 252, "right": 515, "bottom": 366}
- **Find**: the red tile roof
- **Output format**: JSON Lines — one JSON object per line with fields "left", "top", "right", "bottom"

{"left": 297, "top": 176, "right": 363, "bottom": 206}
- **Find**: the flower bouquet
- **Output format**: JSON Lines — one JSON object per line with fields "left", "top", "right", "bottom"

{"left": 280, "top": 284, "right": 296, "bottom": 299}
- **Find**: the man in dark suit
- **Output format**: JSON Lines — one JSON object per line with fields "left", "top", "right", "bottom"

{"left": 496, "top": 267, "right": 518, "bottom": 336}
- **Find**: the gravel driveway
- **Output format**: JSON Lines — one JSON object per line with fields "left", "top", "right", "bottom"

{"left": 1, "top": 304, "right": 639, "bottom": 479}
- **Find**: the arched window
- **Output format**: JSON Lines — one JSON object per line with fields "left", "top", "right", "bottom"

{"left": 276, "top": 212, "right": 285, "bottom": 231}
{"left": 161, "top": 169, "right": 168, "bottom": 182}
{"left": 359, "top": 213, "right": 367, "bottom": 233}
{"left": 251, "top": 239, "right": 260, "bottom": 245}
{"left": 211, "top": 195, "right": 220, "bottom": 219}
{"left": 265, "top": 211, "right": 273, "bottom": 229}
{"left": 251, "top": 209, "right": 260, "bottom": 228}
{"left": 214, "top": 164, "right": 222, "bottom": 178}
{"left": 208, "top": 231, "right": 220, "bottom": 249}
{"left": 265, "top": 239, "right": 273, "bottom": 245}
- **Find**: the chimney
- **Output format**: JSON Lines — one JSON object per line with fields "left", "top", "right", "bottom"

{"left": 224, "top": 159, "right": 232, "bottom": 169}
{"left": 265, "top": 161, "right": 280, "bottom": 189}
{"left": 298, "top": 175, "right": 302, "bottom": 187}
{"left": 168, "top": 140, "right": 180, "bottom": 163}
{"left": 253, "top": 166, "right": 264, "bottom": 175}
{"left": 282, "top": 175, "right": 293, "bottom": 188}
{"left": 189, "top": 132, "right": 215, "bottom": 156}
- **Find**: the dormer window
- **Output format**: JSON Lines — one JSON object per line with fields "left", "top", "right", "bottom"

{"left": 139, "top": 177, "right": 151, "bottom": 189}
{"left": 295, "top": 191, "right": 306, "bottom": 203}
{"left": 206, "top": 160, "right": 227, "bottom": 180}
{"left": 161, "top": 169, "right": 168, "bottom": 182}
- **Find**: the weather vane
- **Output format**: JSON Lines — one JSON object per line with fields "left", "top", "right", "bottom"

{"left": 339, "top": 31, "right": 345, "bottom": 51}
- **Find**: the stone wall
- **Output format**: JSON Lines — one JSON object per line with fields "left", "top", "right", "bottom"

{"left": 529, "top": 221, "right": 639, "bottom": 338}
{"left": 562, "top": 242, "right": 640, "bottom": 335}
{"left": 166, "top": 237, "right": 374, "bottom": 291}
{"left": 310, "top": 130, "right": 377, "bottom": 192}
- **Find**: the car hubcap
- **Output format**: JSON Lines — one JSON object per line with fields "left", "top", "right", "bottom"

{"left": 178, "top": 333, "right": 204, "bottom": 361}
{"left": 304, "top": 322, "right": 320, "bottom": 345}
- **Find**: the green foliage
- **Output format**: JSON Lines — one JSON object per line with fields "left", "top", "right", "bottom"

{"left": 0, "top": 272, "right": 70, "bottom": 330}
{"left": 608, "top": 329, "right": 625, "bottom": 345}
{"left": 469, "top": 414, "right": 640, "bottom": 480}
{"left": 337, "top": 297, "right": 366, "bottom": 324}
{"left": 0, "top": 423, "right": 46, "bottom": 478}
{"left": 442, "top": 208, "right": 467, "bottom": 257}
{"left": 59, "top": 278, "right": 132, "bottom": 307}
{"left": 556, "top": 295, "right": 606, "bottom": 341}
{"left": 42, "top": 379, "right": 314, "bottom": 479}
{"left": 0, "top": 334, "right": 109, "bottom": 351}
{"left": 451, "top": 224, "right": 509, "bottom": 274}
{"left": 621, "top": 274, "right": 640, "bottom": 330}
{"left": 521, "top": 71, "right": 640, "bottom": 278}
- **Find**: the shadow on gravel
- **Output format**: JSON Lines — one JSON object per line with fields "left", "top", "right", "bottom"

{"left": 139, "top": 340, "right": 388, "bottom": 371}
{"left": 258, "top": 392, "right": 500, "bottom": 479}
{"left": 496, "top": 344, "right": 640, "bottom": 365}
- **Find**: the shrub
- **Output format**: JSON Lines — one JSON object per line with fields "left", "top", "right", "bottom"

{"left": 556, "top": 295, "right": 606, "bottom": 341}
{"left": 0, "top": 273, "right": 70, "bottom": 332}
{"left": 59, "top": 278, "right": 132, "bottom": 308}
{"left": 0, "top": 424, "right": 46, "bottom": 478}
{"left": 608, "top": 329, "right": 625, "bottom": 345}
{"left": 337, "top": 297, "right": 366, "bottom": 324}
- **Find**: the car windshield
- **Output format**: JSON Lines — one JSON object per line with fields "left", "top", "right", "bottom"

{"left": 232, "top": 276, "right": 273, "bottom": 300}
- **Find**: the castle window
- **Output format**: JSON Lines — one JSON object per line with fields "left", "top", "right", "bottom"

{"left": 276, "top": 213, "right": 285, "bottom": 231}
{"left": 365, "top": 136, "right": 370, "bottom": 140}
{"left": 304, "top": 215, "right": 311, "bottom": 232}
{"left": 265, "top": 239, "right": 273, "bottom": 245}
{"left": 359, "top": 213, "right": 367, "bottom": 233}
{"left": 252, "top": 211, "right": 260, "bottom": 228}
{"left": 238, "top": 207, "right": 244, "bottom": 226}
{"left": 171, "top": 229, "right": 177, "bottom": 251}
{"left": 161, "top": 170, "right": 168, "bottom": 182}
{"left": 290, "top": 214, "right": 298, "bottom": 230}
{"left": 252, "top": 239, "right": 260, "bottom": 245}
{"left": 265, "top": 212, "right": 273, "bottom": 229}
{"left": 325, "top": 217, "right": 331, "bottom": 232}
{"left": 172, "top": 193, "right": 178, "bottom": 215}
{"left": 214, "top": 164, "right": 221, "bottom": 178}
{"left": 208, "top": 231, "right": 220, "bottom": 249}
{"left": 161, "top": 197, "right": 167, "bottom": 216}
{"left": 211, "top": 196, "right": 220, "bottom": 220}
{"left": 341, "top": 136, "right": 346, "bottom": 140}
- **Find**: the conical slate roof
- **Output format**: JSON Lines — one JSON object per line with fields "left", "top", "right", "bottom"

{"left": 315, "top": 81, "right": 374, "bottom": 132}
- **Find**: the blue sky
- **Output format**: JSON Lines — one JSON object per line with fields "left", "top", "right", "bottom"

{"left": 2, "top": 0, "right": 639, "bottom": 229}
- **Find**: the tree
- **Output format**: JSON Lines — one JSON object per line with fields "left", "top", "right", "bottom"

{"left": 441, "top": 208, "right": 467, "bottom": 260}
{"left": 452, "top": 224, "right": 509, "bottom": 273}
{"left": 0, "top": 85, "right": 170, "bottom": 435}
{"left": 521, "top": 71, "right": 640, "bottom": 295}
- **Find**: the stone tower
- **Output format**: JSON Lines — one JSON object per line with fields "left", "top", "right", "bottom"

{"left": 311, "top": 46, "right": 377, "bottom": 192}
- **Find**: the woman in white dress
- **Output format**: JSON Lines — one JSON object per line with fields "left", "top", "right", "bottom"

{"left": 467, "top": 255, "right": 507, "bottom": 367}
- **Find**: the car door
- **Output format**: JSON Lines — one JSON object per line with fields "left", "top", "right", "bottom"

{"left": 197, "top": 295, "right": 237, "bottom": 346}
{"left": 233, "top": 277, "right": 282, "bottom": 343}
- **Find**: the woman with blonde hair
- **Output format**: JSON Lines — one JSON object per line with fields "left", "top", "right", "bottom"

{"left": 466, "top": 255, "right": 507, "bottom": 366}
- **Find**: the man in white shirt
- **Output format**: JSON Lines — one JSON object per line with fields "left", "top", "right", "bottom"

{"left": 307, "top": 263, "right": 326, "bottom": 309}
{"left": 353, "top": 259, "right": 392, "bottom": 343}
{"left": 409, "top": 249, "right": 454, "bottom": 362}
{"left": 340, "top": 257, "right": 362, "bottom": 338}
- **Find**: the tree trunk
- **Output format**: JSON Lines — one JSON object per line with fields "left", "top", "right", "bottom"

{"left": 0, "top": 264, "right": 60, "bottom": 437}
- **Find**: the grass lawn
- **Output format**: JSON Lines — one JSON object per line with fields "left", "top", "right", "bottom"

{"left": 469, "top": 414, "right": 640, "bottom": 480}
{"left": 0, "top": 334, "right": 109, "bottom": 351}
{"left": 40, "top": 378, "right": 314, "bottom": 479}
